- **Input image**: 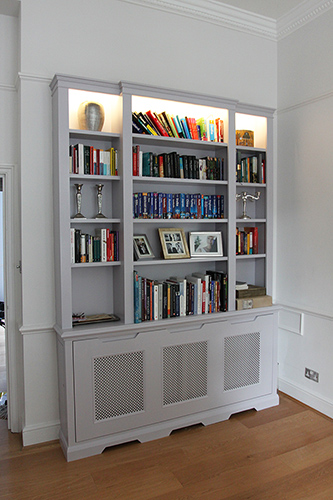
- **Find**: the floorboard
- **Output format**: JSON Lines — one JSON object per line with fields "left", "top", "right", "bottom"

{"left": 1, "top": 393, "right": 333, "bottom": 499}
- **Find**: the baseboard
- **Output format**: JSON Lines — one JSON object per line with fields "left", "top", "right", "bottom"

{"left": 22, "top": 420, "right": 60, "bottom": 447}
{"left": 60, "top": 393, "right": 279, "bottom": 461}
{"left": 278, "top": 377, "right": 333, "bottom": 419}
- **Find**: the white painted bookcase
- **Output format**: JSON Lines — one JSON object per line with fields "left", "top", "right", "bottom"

{"left": 50, "top": 74, "right": 278, "bottom": 461}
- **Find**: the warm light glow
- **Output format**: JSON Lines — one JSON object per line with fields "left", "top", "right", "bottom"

{"left": 68, "top": 89, "right": 122, "bottom": 133}
{"left": 235, "top": 113, "right": 267, "bottom": 149}
{"left": 132, "top": 95, "right": 229, "bottom": 143}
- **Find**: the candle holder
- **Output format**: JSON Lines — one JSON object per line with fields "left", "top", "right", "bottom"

{"left": 95, "top": 184, "right": 107, "bottom": 218}
{"left": 73, "top": 183, "right": 86, "bottom": 219}
{"left": 236, "top": 191, "right": 260, "bottom": 219}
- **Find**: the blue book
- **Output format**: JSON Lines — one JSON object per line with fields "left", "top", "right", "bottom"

{"left": 174, "top": 193, "right": 181, "bottom": 218}
{"left": 180, "top": 118, "right": 191, "bottom": 139}
{"left": 158, "top": 193, "right": 164, "bottom": 218}
{"left": 180, "top": 193, "right": 186, "bottom": 218}
{"left": 166, "top": 193, "right": 173, "bottom": 218}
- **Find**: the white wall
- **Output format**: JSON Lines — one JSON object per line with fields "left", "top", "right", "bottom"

{"left": 0, "top": 11, "right": 23, "bottom": 433}
{"left": 277, "top": 10, "right": 333, "bottom": 417}
{"left": 16, "top": 0, "right": 278, "bottom": 444}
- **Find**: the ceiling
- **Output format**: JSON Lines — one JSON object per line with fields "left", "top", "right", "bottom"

{"left": 215, "top": 0, "right": 306, "bottom": 20}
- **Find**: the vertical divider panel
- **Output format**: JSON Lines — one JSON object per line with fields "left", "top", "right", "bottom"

{"left": 227, "top": 109, "right": 236, "bottom": 312}
{"left": 120, "top": 87, "right": 134, "bottom": 324}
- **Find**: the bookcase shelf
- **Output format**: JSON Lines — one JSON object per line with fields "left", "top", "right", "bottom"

{"left": 51, "top": 75, "right": 278, "bottom": 462}
{"left": 71, "top": 261, "right": 121, "bottom": 268}
{"left": 133, "top": 177, "right": 228, "bottom": 186}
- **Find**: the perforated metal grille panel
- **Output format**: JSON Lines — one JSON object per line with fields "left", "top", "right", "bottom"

{"left": 224, "top": 332, "right": 260, "bottom": 391}
{"left": 93, "top": 351, "right": 144, "bottom": 421}
{"left": 163, "top": 341, "right": 208, "bottom": 406}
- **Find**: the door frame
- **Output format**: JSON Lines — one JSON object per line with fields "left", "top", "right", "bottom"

{"left": 0, "top": 165, "right": 22, "bottom": 432}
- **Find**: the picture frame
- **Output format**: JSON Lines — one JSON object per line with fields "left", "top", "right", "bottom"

{"left": 189, "top": 231, "right": 223, "bottom": 257}
{"left": 158, "top": 228, "right": 190, "bottom": 260}
{"left": 133, "top": 234, "right": 155, "bottom": 260}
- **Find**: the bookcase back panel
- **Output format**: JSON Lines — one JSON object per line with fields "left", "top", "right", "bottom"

{"left": 133, "top": 141, "right": 228, "bottom": 169}
{"left": 69, "top": 181, "right": 116, "bottom": 220}
{"left": 236, "top": 187, "right": 266, "bottom": 220}
{"left": 134, "top": 260, "right": 228, "bottom": 282}
{"left": 132, "top": 96, "right": 229, "bottom": 144}
{"left": 71, "top": 267, "right": 116, "bottom": 317}
{"left": 68, "top": 89, "right": 122, "bottom": 134}
{"left": 236, "top": 258, "right": 266, "bottom": 288}
{"left": 235, "top": 113, "right": 267, "bottom": 149}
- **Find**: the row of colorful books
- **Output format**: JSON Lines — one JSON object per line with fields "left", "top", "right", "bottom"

{"left": 133, "top": 270, "right": 228, "bottom": 323}
{"left": 132, "top": 110, "right": 224, "bottom": 142}
{"left": 133, "top": 192, "right": 224, "bottom": 220}
{"left": 133, "top": 146, "right": 225, "bottom": 181}
{"left": 236, "top": 153, "right": 266, "bottom": 184}
{"left": 70, "top": 228, "right": 119, "bottom": 263}
{"left": 236, "top": 227, "right": 259, "bottom": 255}
{"left": 69, "top": 144, "right": 118, "bottom": 176}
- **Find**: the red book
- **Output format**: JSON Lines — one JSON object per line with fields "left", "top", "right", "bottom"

{"left": 132, "top": 147, "right": 137, "bottom": 176}
{"left": 191, "top": 118, "right": 199, "bottom": 140}
{"left": 253, "top": 227, "right": 259, "bottom": 254}
{"left": 158, "top": 155, "right": 164, "bottom": 177}
{"left": 146, "top": 110, "right": 169, "bottom": 137}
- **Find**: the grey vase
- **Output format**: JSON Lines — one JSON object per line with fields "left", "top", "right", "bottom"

{"left": 78, "top": 101, "right": 105, "bottom": 131}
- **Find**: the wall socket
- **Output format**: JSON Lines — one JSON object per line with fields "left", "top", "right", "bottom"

{"left": 305, "top": 367, "right": 319, "bottom": 382}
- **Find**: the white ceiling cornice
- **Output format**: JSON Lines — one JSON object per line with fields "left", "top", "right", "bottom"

{"left": 121, "top": 0, "right": 277, "bottom": 40}
{"left": 120, "top": 0, "right": 333, "bottom": 41}
{"left": 277, "top": 0, "right": 333, "bottom": 40}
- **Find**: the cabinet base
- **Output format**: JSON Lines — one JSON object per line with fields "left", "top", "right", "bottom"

{"left": 60, "top": 393, "right": 279, "bottom": 461}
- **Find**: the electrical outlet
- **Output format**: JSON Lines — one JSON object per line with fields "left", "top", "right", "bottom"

{"left": 305, "top": 367, "right": 319, "bottom": 382}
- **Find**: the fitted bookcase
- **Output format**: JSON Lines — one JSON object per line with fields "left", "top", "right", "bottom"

{"left": 50, "top": 74, "right": 278, "bottom": 461}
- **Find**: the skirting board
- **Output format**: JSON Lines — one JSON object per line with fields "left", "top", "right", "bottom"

{"left": 278, "top": 378, "right": 333, "bottom": 419}
{"left": 60, "top": 393, "right": 279, "bottom": 462}
{"left": 22, "top": 420, "right": 60, "bottom": 447}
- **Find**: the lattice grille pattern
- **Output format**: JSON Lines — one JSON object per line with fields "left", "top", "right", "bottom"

{"left": 224, "top": 332, "right": 260, "bottom": 391}
{"left": 93, "top": 351, "right": 144, "bottom": 421}
{"left": 163, "top": 341, "right": 208, "bottom": 406}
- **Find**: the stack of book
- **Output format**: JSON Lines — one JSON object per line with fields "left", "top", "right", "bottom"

{"left": 236, "top": 152, "right": 265, "bottom": 184}
{"left": 71, "top": 228, "right": 119, "bottom": 263}
{"left": 133, "top": 192, "right": 224, "bottom": 220}
{"left": 236, "top": 227, "right": 258, "bottom": 255}
{"left": 235, "top": 282, "right": 272, "bottom": 310}
{"left": 132, "top": 146, "right": 224, "bottom": 180}
{"left": 132, "top": 110, "right": 224, "bottom": 142}
{"left": 134, "top": 270, "right": 227, "bottom": 323}
{"left": 69, "top": 144, "right": 118, "bottom": 176}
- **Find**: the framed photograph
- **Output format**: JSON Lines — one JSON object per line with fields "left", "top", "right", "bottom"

{"left": 158, "top": 228, "right": 190, "bottom": 260}
{"left": 189, "top": 231, "right": 223, "bottom": 257}
{"left": 133, "top": 234, "right": 154, "bottom": 260}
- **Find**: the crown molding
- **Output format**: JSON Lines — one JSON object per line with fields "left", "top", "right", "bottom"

{"left": 277, "top": 0, "right": 333, "bottom": 39}
{"left": 120, "top": 0, "right": 277, "bottom": 40}
{"left": 120, "top": 0, "right": 333, "bottom": 41}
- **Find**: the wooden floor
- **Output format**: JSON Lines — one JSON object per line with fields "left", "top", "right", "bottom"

{"left": 1, "top": 393, "right": 333, "bottom": 499}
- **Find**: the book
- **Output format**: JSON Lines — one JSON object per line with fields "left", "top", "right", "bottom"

{"left": 236, "top": 281, "right": 248, "bottom": 290}
{"left": 236, "top": 295, "right": 272, "bottom": 310}
{"left": 236, "top": 284, "right": 266, "bottom": 298}
{"left": 95, "top": 228, "right": 107, "bottom": 262}
{"left": 146, "top": 110, "right": 169, "bottom": 137}
{"left": 192, "top": 273, "right": 210, "bottom": 314}
{"left": 72, "top": 313, "right": 120, "bottom": 326}
{"left": 186, "top": 275, "right": 202, "bottom": 315}
{"left": 206, "top": 270, "right": 227, "bottom": 312}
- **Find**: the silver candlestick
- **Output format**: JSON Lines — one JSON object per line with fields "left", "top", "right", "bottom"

{"left": 236, "top": 191, "right": 260, "bottom": 219}
{"left": 73, "top": 183, "right": 86, "bottom": 219}
{"left": 95, "top": 184, "right": 106, "bottom": 218}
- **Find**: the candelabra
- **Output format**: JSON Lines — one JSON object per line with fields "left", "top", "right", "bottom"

{"left": 236, "top": 191, "right": 260, "bottom": 219}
